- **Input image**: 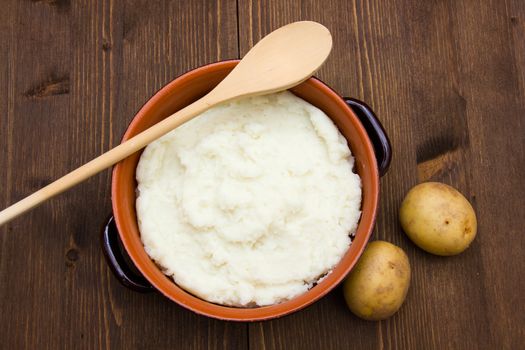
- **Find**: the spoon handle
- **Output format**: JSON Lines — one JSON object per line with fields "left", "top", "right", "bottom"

{"left": 0, "top": 21, "right": 332, "bottom": 227}
{"left": 0, "top": 97, "right": 212, "bottom": 226}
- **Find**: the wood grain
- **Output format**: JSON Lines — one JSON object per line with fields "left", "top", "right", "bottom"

{"left": 238, "top": 1, "right": 525, "bottom": 349}
{"left": 0, "top": 1, "right": 244, "bottom": 349}
{"left": 453, "top": 1, "right": 525, "bottom": 347}
{"left": 1, "top": 0, "right": 524, "bottom": 349}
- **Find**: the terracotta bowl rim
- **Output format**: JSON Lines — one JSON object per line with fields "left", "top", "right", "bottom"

{"left": 111, "top": 60, "right": 379, "bottom": 321}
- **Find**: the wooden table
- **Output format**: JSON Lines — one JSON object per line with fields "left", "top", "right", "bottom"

{"left": 1, "top": 1, "right": 524, "bottom": 349}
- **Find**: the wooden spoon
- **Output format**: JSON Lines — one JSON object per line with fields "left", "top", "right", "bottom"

{"left": 0, "top": 21, "right": 332, "bottom": 226}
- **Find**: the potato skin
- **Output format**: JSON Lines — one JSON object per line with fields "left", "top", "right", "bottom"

{"left": 343, "top": 241, "right": 411, "bottom": 321}
{"left": 399, "top": 182, "right": 477, "bottom": 256}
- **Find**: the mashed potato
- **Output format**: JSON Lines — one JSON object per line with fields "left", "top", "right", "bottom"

{"left": 136, "top": 91, "right": 361, "bottom": 306}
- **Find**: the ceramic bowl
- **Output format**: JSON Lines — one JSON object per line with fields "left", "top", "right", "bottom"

{"left": 102, "top": 60, "right": 391, "bottom": 321}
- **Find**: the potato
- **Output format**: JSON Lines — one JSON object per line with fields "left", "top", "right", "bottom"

{"left": 343, "top": 241, "right": 410, "bottom": 321}
{"left": 399, "top": 182, "right": 477, "bottom": 256}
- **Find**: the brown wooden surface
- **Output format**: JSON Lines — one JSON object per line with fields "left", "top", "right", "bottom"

{"left": 0, "top": 1, "right": 523, "bottom": 349}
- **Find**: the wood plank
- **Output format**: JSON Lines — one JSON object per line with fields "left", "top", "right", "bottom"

{"left": 453, "top": 0, "right": 525, "bottom": 347}
{"left": 239, "top": 1, "right": 524, "bottom": 349}
{"left": 0, "top": 0, "right": 15, "bottom": 345}
{"left": 0, "top": 1, "right": 243, "bottom": 349}
{"left": 392, "top": 1, "right": 493, "bottom": 348}
{"left": 239, "top": 1, "right": 416, "bottom": 349}
{"left": 0, "top": 1, "right": 73, "bottom": 348}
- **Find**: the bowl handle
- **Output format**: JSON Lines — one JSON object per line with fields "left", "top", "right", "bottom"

{"left": 344, "top": 98, "right": 392, "bottom": 177}
{"left": 102, "top": 216, "right": 154, "bottom": 293}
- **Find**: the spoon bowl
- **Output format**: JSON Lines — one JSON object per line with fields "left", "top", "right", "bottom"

{"left": 208, "top": 21, "right": 332, "bottom": 101}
